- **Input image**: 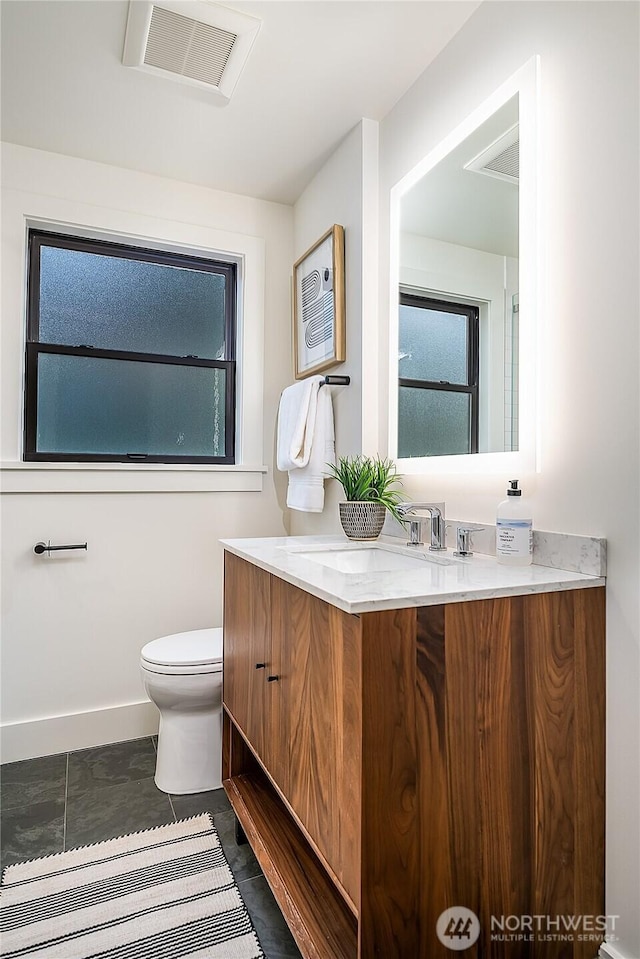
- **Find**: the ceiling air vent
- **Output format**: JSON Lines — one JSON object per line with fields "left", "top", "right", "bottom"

{"left": 464, "top": 123, "right": 519, "bottom": 184}
{"left": 122, "top": 1, "right": 261, "bottom": 102}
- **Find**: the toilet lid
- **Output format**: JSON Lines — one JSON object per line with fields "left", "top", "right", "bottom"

{"left": 141, "top": 628, "right": 223, "bottom": 668}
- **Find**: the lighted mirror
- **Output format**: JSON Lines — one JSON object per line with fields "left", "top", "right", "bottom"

{"left": 389, "top": 57, "right": 539, "bottom": 475}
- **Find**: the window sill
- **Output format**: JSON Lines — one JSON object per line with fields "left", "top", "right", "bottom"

{"left": 0, "top": 462, "right": 268, "bottom": 494}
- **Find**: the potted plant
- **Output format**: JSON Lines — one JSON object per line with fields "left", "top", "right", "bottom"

{"left": 327, "top": 454, "right": 405, "bottom": 541}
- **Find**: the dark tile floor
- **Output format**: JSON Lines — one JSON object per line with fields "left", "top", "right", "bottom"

{"left": 0, "top": 736, "right": 302, "bottom": 959}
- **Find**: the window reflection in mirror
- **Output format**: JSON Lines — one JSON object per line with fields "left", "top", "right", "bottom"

{"left": 398, "top": 293, "right": 479, "bottom": 456}
{"left": 398, "top": 94, "right": 519, "bottom": 457}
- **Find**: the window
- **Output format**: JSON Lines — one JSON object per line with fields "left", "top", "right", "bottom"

{"left": 24, "top": 230, "right": 237, "bottom": 464}
{"left": 398, "top": 292, "right": 479, "bottom": 458}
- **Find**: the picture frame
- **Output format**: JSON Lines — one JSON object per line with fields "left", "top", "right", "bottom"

{"left": 293, "top": 224, "right": 345, "bottom": 379}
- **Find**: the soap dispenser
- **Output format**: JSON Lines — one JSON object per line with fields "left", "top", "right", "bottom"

{"left": 496, "top": 479, "right": 533, "bottom": 566}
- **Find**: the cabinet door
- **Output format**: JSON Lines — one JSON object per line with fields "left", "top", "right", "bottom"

{"left": 414, "top": 590, "right": 605, "bottom": 959}
{"left": 223, "top": 552, "right": 270, "bottom": 759}
{"left": 272, "top": 576, "right": 362, "bottom": 908}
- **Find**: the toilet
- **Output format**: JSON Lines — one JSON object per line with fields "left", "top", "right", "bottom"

{"left": 140, "top": 627, "right": 223, "bottom": 795}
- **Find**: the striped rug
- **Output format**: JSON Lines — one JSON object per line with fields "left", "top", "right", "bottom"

{"left": 0, "top": 813, "right": 264, "bottom": 958}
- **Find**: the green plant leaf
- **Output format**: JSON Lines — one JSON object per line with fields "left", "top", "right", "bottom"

{"left": 326, "top": 454, "right": 406, "bottom": 524}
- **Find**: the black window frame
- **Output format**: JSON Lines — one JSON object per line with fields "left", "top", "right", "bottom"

{"left": 24, "top": 229, "right": 237, "bottom": 465}
{"left": 398, "top": 291, "right": 480, "bottom": 455}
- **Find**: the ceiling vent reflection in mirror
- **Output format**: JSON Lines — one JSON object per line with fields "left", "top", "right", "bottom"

{"left": 465, "top": 123, "right": 519, "bottom": 184}
{"left": 122, "top": 0, "right": 262, "bottom": 102}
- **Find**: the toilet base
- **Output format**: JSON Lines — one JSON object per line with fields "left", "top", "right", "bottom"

{"left": 154, "top": 709, "right": 222, "bottom": 795}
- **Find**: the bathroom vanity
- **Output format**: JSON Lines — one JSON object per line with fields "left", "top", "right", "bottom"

{"left": 221, "top": 535, "right": 605, "bottom": 959}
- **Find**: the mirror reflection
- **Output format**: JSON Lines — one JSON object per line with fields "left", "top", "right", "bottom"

{"left": 398, "top": 94, "right": 519, "bottom": 457}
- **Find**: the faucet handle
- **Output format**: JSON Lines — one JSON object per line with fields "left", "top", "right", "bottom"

{"left": 454, "top": 525, "right": 483, "bottom": 558}
{"left": 405, "top": 517, "right": 424, "bottom": 546}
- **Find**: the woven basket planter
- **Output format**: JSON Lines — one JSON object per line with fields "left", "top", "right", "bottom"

{"left": 339, "top": 501, "right": 386, "bottom": 541}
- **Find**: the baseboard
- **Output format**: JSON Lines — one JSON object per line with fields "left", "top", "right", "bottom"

{"left": 600, "top": 942, "right": 632, "bottom": 959}
{"left": 0, "top": 700, "right": 159, "bottom": 763}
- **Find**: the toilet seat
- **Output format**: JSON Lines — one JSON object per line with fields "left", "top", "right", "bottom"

{"left": 141, "top": 627, "right": 223, "bottom": 676}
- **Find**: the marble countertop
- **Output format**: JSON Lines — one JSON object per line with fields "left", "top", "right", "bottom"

{"left": 221, "top": 535, "right": 606, "bottom": 615}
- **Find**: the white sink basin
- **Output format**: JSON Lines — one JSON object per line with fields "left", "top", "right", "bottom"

{"left": 286, "top": 543, "right": 452, "bottom": 574}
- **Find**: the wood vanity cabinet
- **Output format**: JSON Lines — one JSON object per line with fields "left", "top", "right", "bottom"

{"left": 222, "top": 553, "right": 271, "bottom": 768}
{"left": 222, "top": 551, "right": 605, "bottom": 959}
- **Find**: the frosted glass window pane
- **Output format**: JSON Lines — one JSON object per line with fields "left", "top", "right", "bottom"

{"left": 398, "top": 387, "right": 470, "bottom": 458}
{"left": 399, "top": 305, "right": 468, "bottom": 383}
{"left": 36, "top": 354, "right": 226, "bottom": 457}
{"left": 38, "top": 246, "right": 227, "bottom": 359}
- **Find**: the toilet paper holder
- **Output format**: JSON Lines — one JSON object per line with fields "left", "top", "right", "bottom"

{"left": 34, "top": 541, "right": 88, "bottom": 556}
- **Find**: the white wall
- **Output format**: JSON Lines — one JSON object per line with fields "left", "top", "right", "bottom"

{"left": 289, "top": 119, "right": 379, "bottom": 534}
{"left": 0, "top": 144, "right": 292, "bottom": 761}
{"left": 376, "top": 3, "right": 639, "bottom": 956}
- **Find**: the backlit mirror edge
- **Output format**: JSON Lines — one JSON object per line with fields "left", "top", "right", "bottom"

{"left": 388, "top": 55, "right": 541, "bottom": 476}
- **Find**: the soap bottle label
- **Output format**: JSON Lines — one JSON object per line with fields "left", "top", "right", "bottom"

{"left": 496, "top": 519, "right": 533, "bottom": 557}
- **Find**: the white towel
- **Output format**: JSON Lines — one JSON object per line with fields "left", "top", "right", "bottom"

{"left": 286, "top": 385, "right": 335, "bottom": 512}
{"left": 276, "top": 375, "right": 324, "bottom": 472}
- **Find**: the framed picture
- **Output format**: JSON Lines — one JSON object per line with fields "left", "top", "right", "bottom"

{"left": 293, "top": 224, "right": 345, "bottom": 379}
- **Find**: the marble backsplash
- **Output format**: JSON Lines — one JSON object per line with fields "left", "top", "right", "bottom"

{"left": 384, "top": 514, "right": 606, "bottom": 577}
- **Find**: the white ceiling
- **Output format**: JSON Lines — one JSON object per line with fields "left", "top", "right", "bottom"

{"left": 0, "top": 0, "right": 480, "bottom": 204}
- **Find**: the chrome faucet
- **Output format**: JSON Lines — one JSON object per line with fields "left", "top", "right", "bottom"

{"left": 396, "top": 502, "right": 447, "bottom": 551}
